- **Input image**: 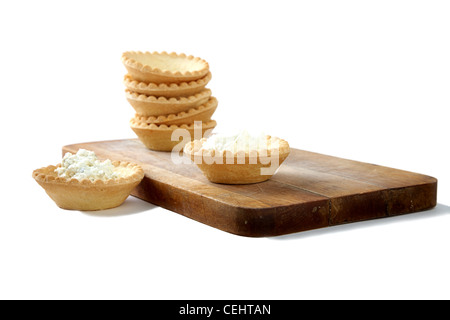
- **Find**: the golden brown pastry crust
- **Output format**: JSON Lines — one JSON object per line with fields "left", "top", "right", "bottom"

{"left": 125, "top": 88, "right": 211, "bottom": 117}
{"left": 130, "top": 120, "right": 217, "bottom": 152}
{"left": 123, "top": 72, "right": 212, "bottom": 97}
{"left": 121, "top": 51, "right": 209, "bottom": 83}
{"left": 183, "top": 136, "right": 290, "bottom": 184}
{"left": 132, "top": 97, "right": 217, "bottom": 126}
{"left": 32, "top": 161, "right": 144, "bottom": 211}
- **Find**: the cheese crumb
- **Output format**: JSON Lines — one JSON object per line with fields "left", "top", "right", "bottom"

{"left": 201, "top": 129, "right": 268, "bottom": 153}
{"left": 55, "top": 149, "right": 120, "bottom": 181}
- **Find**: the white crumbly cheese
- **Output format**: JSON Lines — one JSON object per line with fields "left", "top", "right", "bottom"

{"left": 55, "top": 149, "right": 120, "bottom": 181}
{"left": 201, "top": 129, "right": 268, "bottom": 153}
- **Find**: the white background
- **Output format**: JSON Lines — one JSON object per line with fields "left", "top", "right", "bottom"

{"left": 1, "top": 0, "right": 449, "bottom": 299}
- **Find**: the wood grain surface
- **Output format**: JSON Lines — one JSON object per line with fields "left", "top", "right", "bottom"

{"left": 63, "top": 139, "right": 437, "bottom": 237}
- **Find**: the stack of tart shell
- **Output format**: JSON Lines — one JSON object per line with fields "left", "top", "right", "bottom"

{"left": 122, "top": 51, "right": 217, "bottom": 151}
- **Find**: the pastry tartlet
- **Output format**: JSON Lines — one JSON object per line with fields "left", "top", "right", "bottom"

{"left": 125, "top": 88, "right": 212, "bottom": 117}
{"left": 32, "top": 150, "right": 144, "bottom": 211}
{"left": 121, "top": 51, "right": 209, "bottom": 84}
{"left": 122, "top": 50, "right": 219, "bottom": 151}
{"left": 123, "top": 72, "right": 212, "bottom": 97}
{"left": 183, "top": 133, "right": 290, "bottom": 184}
{"left": 132, "top": 97, "right": 218, "bottom": 126}
{"left": 130, "top": 120, "right": 217, "bottom": 152}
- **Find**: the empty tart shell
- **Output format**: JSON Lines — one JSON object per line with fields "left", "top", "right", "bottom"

{"left": 121, "top": 51, "right": 209, "bottom": 84}
{"left": 183, "top": 136, "right": 290, "bottom": 184}
{"left": 124, "top": 72, "right": 212, "bottom": 97}
{"left": 126, "top": 88, "right": 212, "bottom": 117}
{"left": 132, "top": 97, "right": 218, "bottom": 126}
{"left": 130, "top": 120, "right": 217, "bottom": 152}
{"left": 32, "top": 162, "right": 144, "bottom": 211}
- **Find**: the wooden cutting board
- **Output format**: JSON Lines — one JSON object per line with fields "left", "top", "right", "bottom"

{"left": 63, "top": 139, "right": 437, "bottom": 237}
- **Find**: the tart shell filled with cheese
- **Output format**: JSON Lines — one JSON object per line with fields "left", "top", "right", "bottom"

{"left": 32, "top": 149, "right": 144, "bottom": 211}
{"left": 183, "top": 131, "right": 290, "bottom": 184}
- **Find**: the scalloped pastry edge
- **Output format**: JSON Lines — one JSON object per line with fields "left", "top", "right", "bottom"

{"left": 183, "top": 136, "right": 291, "bottom": 159}
{"left": 133, "top": 97, "right": 218, "bottom": 124}
{"left": 121, "top": 51, "right": 209, "bottom": 78}
{"left": 130, "top": 119, "right": 217, "bottom": 131}
{"left": 32, "top": 161, "right": 144, "bottom": 187}
{"left": 124, "top": 72, "right": 212, "bottom": 93}
{"left": 125, "top": 88, "right": 211, "bottom": 104}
